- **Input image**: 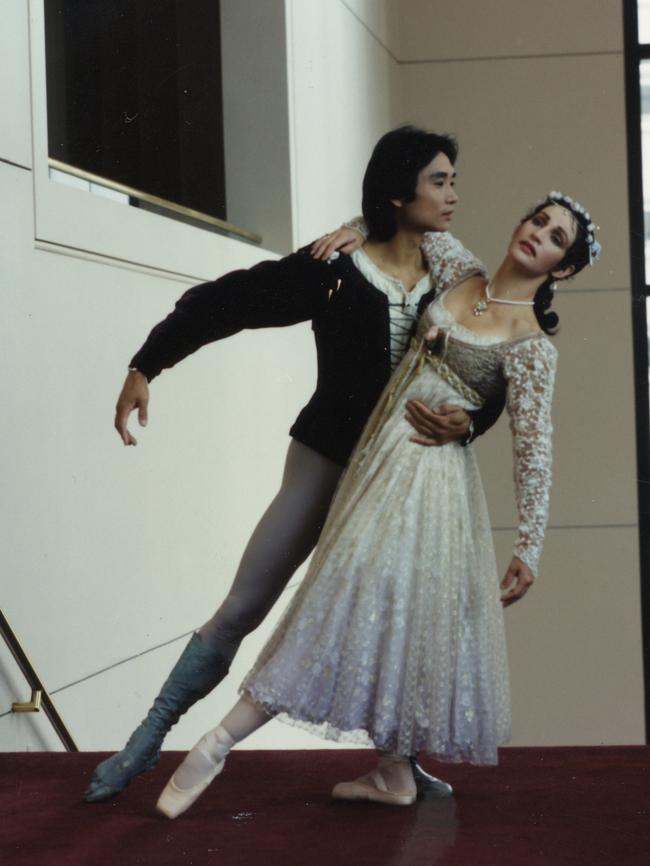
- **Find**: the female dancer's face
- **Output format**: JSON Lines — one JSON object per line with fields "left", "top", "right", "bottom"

{"left": 509, "top": 204, "right": 577, "bottom": 277}
{"left": 396, "top": 152, "right": 459, "bottom": 233}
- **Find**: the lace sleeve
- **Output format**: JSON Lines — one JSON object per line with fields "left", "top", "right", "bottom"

{"left": 502, "top": 336, "right": 558, "bottom": 576}
{"left": 420, "top": 232, "right": 487, "bottom": 295}
{"left": 343, "top": 216, "right": 368, "bottom": 239}
{"left": 341, "top": 223, "right": 486, "bottom": 294}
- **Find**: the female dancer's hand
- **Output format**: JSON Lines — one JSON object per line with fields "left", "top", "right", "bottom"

{"left": 114, "top": 370, "right": 149, "bottom": 446}
{"left": 405, "top": 401, "right": 470, "bottom": 446}
{"left": 500, "top": 556, "right": 534, "bottom": 607}
{"left": 311, "top": 227, "right": 365, "bottom": 260}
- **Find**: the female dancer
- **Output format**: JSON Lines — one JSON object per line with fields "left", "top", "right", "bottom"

{"left": 154, "top": 192, "right": 600, "bottom": 816}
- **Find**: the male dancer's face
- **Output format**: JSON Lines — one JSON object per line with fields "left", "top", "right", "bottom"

{"left": 397, "top": 152, "right": 458, "bottom": 234}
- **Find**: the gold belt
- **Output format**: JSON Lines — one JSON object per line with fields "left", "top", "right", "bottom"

{"left": 353, "top": 336, "right": 483, "bottom": 468}
{"left": 409, "top": 337, "right": 483, "bottom": 406}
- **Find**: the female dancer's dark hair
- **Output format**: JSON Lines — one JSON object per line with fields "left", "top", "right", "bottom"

{"left": 362, "top": 125, "right": 458, "bottom": 242}
{"left": 523, "top": 195, "right": 596, "bottom": 335}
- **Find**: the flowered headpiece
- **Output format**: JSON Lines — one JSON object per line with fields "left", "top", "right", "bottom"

{"left": 546, "top": 191, "right": 601, "bottom": 265}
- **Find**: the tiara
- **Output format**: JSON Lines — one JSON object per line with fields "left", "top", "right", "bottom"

{"left": 547, "top": 191, "right": 601, "bottom": 265}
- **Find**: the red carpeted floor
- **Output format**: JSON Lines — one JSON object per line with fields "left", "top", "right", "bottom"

{"left": 1, "top": 747, "right": 648, "bottom": 866}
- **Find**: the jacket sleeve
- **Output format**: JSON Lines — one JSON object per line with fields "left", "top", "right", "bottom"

{"left": 465, "top": 391, "right": 506, "bottom": 444}
{"left": 130, "top": 247, "right": 335, "bottom": 381}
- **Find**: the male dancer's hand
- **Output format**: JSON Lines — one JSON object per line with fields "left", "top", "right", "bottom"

{"left": 115, "top": 370, "right": 149, "bottom": 446}
{"left": 500, "top": 557, "right": 534, "bottom": 607}
{"left": 311, "top": 227, "right": 364, "bottom": 260}
{"left": 405, "top": 401, "right": 469, "bottom": 446}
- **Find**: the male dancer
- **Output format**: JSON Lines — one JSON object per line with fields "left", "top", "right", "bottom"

{"left": 86, "top": 126, "right": 505, "bottom": 803}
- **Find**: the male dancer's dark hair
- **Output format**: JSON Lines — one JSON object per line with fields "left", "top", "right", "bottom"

{"left": 362, "top": 125, "right": 458, "bottom": 242}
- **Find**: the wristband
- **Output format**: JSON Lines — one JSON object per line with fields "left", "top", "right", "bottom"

{"left": 461, "top": 417, "right": 475, "bottom": 447}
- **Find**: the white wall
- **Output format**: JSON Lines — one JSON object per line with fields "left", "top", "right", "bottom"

{"left": 0, "top": 0, "right": 396, "bottom": 752}
{"left": 386, "top": 0, "right": 643, "bottom": 746}
{"left": 284, "top": 0, "right": 396, "bottom": 247}
{"left": 221, "top": 0, "right": 294, "bottom": 254}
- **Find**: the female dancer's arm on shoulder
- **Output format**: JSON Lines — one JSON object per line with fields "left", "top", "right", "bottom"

{"left": 115, "top": 251, "right": 336, "bottom": 446}
{"left": 420, "top": 233, "right": 487, "bottom": 297}
{"left": 310, "top": 222, "right": 489, "bottom": 291}
{"left": 499, "top": 337, "right": 558, "bottom": 607}
{"left": 311, "top": 217, "right": 366, "bottom": 261}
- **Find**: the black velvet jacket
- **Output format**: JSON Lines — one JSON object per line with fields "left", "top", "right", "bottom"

{"left": 130, "top": 247, "right": 505, "bottom": 466}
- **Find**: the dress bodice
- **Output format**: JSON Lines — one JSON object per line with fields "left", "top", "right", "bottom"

{"left": 415, "top": 290, "right": 552, "bottom": 406}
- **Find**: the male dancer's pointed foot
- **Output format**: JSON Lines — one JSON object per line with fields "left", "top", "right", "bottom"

{"left": 84, "top": 633, "right": 231, "bottom": 802}
{"left": 157, "top": 726, "right": 235, "bottom": 819}
{"left": 84, "top": 726, "right": 161, "bottom": 802}
{"left": 409, "top": 756, "right": 454, "bottom": 799}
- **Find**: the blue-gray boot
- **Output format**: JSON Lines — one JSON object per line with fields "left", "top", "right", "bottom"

{"left": 84, "top": 633, "right": 230, "bottom": 802}
{"left": 409, "top": 756, "right": 454, "bottom": 800}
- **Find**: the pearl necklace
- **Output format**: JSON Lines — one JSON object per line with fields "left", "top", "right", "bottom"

{"left": 472, "top": 281, "right": 535, "bottom": 317}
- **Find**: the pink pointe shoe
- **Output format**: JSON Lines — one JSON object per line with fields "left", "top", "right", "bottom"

{"left": 156, "top": 726, "right": 234, "bottom": 819}
{"left": 332, "top": 768, "right": 416, "bottom": 806}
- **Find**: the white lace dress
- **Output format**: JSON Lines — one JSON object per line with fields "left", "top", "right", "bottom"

{"left": 240, "top": 239, "right": 557, "bottom": 766}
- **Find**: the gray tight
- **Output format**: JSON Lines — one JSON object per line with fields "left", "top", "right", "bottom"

{"left": 198, "top": 440, "right": 343, "bottom": 659}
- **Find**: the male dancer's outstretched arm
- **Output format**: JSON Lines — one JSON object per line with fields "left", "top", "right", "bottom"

{"left": 116, "top": 248, "right": 333, "bottom": 444}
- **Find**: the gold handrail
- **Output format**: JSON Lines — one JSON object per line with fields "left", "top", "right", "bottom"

{"left": 0, "top": 610, "right": 78, "bottom": 751}
{"left": 48, "top": 157, "right": 263, "bottom": 245}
